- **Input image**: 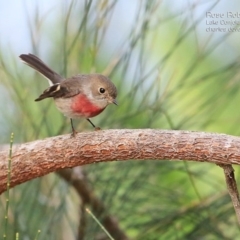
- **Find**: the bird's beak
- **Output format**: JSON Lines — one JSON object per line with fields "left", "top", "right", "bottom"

{"left": 112, "top": 99, "right": 118, "bottom": 106}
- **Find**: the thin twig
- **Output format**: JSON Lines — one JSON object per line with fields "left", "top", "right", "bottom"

{"left": 86, "top": 208, "right": 114, "bottom": 240}
{"left": 3, "top": 133, "right": 14, "bottom": 240}
{"left": 217, "top": 164, "right": 240, "bottom": 225}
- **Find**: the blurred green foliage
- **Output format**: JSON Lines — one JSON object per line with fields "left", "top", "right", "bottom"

{"left": 1, "top": 0, "right": 240, "bottom": 239}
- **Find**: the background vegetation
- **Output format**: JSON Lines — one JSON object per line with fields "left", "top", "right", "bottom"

{"left": 1, "top": 0, "right": 240, "bottom": 239}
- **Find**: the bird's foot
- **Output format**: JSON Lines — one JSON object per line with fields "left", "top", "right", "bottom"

{"left": 70, "top": 130, "right": 78, "bottom": 138}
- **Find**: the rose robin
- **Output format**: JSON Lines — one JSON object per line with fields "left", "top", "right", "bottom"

{"left": 19, "top": 53, "right": 118, "bottom": 136}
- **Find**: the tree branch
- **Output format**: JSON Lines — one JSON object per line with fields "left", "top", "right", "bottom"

{"left": 1, "top": 129, "right": 240, "bottom": 194}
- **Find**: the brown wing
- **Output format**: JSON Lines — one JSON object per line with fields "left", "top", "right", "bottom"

{"left": 35, "top": 79, "right": 81, "bottom": 101}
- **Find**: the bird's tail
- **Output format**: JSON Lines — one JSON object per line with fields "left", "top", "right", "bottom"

{"left": 19, "top": 54, "right": 63, "bottom": 84}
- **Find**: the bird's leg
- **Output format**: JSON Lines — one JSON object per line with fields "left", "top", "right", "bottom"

{"left": 70, "top": 118, "right": 78, "bottom": 137}
{"left": 87, "top": 119, "right": 101, "bottom": 131}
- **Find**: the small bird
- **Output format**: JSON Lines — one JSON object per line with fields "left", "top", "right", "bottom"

{"left": 19, "top": 54, "right": 118, "bottom": 136}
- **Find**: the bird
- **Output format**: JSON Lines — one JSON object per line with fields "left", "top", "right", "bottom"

{"left": 19, "top": 53, "right": 118, "bottom": 136}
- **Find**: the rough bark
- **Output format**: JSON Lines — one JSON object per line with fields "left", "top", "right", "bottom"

{"left": 1, "top": 129, "right": 240, "bottom": 194}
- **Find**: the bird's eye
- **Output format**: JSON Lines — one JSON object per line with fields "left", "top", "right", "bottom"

{"left": 99, "top": 88, "right": 105, "bottom": 94}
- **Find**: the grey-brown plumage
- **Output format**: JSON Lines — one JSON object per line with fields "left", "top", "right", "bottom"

{"left": 34, "top": 74, "right": 117, "bottom": 105}
{"left": 19, "top": 53, "right": 118, "bottom": 135}
{"left": 19, "top": 54, "right": 63, "bottom": 84}
{"left": 19, "top": 54, "right": 117, "bottom": 103}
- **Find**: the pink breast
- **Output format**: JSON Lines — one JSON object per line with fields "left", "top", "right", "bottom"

{"left": 71, "top": 94, "right": 105, "bottom": 118}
